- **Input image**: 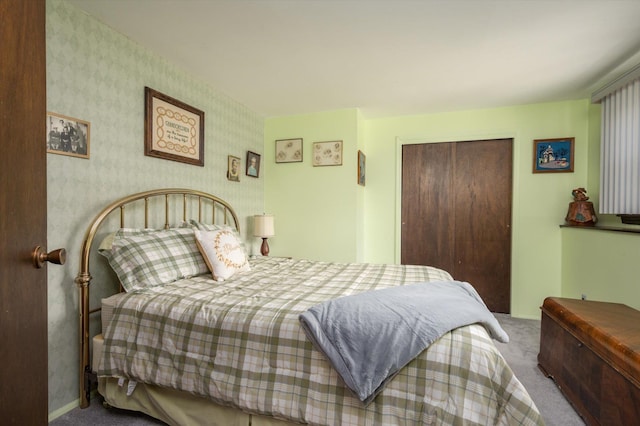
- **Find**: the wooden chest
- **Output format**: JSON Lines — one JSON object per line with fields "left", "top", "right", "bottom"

{"left": 538, "top": 297, "right": 640, "bottom": 425}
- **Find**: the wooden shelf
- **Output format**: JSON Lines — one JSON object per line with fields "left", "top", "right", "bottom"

{"left": 560, "top": 224, "right": 640, "bottom": 234}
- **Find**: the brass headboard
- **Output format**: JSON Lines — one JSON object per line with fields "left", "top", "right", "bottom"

{"left": 74, "top": 188, "right": 240, "bottom": 408}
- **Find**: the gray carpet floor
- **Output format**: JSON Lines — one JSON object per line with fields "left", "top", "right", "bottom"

{"left": 492, "top": 314, "right": 584, "bottom": 426}
{"left": 50, "top": 315, "right": 584, "bottom": 425}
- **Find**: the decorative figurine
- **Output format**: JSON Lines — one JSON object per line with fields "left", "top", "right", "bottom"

{"left": 565, "top": 188, "right": 597, "bottom": 226}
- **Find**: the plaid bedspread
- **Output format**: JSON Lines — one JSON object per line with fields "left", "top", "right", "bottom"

{"left": 99, "top": 258, "right": 544, "bottom": 425}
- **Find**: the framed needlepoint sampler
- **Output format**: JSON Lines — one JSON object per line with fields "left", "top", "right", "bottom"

{"left": 144, "top": 87, "right": 205, "bottom": 166}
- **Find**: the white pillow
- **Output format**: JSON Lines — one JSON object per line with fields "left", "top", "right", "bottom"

{"left": 194, "top": 229, "right": 250, "bottom": 281}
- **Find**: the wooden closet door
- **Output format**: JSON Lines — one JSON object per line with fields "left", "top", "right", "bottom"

{"left": 401, "top": 143, "right": 455, "bottom": 273}
{"left": 453, "top": 140, "right": 512, "bottom": 313}
{"left": 401, "top": 139, "right": 512, "bottom": 313}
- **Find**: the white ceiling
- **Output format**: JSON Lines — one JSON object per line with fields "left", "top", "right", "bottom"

{"left": 67, "top": 0, "right": 640, "bottom": 118}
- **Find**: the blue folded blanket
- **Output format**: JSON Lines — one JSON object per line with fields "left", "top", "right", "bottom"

{"left": 299, "top": 280, "right": 509, "bottom": 405}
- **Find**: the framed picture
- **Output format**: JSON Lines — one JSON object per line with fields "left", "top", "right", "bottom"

{"left": 533, "top": 137, "right": 575, "bottom": 173}
{"left": 144, "top": 87, "right": 205, "bottom": 166}
{"left": 227, "top": 155, "right": 241, "bottom": 182}
{"left": 275, "top": 138, "right": 303, "bottom": 163}
{"left": 46, "top": 112, "right": 90, "bottom": 159}
{"left": 312, "top": 140, "right": 343, "bottom": 166}
{"left": 357, "top": 150, "right": 366, "bottom": 186}
{"left": 246, "top": 151, "right": 261, "bottom": 178}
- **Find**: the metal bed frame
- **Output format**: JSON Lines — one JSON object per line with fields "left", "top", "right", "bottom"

{"left": 74, "top": 188, "right": 240, "bottom": 408}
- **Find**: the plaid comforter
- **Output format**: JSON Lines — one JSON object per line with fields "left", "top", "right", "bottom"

{"left": 99, "top": 258, "right": 544, "bottom": 425}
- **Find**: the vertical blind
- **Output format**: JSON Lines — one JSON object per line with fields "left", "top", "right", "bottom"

{"left": 599, "top": 77, "right": 640, "bottom": 214}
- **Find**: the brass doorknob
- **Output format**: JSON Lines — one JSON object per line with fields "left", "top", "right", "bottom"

{"left": 32, "top": 246, "right": 66, "bottom": 269}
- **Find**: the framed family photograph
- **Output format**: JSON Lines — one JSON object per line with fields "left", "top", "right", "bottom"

{"left": 227, "top": 155, "right": 241, "bottom": 182}
{"left": 275, "top": 138, "right": 303, "bottom": 163}
{"left": 533, "top": 137, "right": 575, "bottom": 173}
{"left": 312, "top": 140, "right": 343, "bottom": 166}
{"left": 144, "top": 87, "right": 205, "bottom": 166}
{"left": 46, "top": 112, "right": 90, "bottom": 159}
{"left": 357, "top": 150, "right": 366, "bottom": 186}
{"left": 246, "top": 151, "right": 261, "bottom": 178}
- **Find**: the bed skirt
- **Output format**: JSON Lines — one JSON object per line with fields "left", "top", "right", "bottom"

{"left": 98, "top": 378, "right": 297, "bottom": 426}
{"left": 94, "top": 334, "right": 297, "bottom": 426}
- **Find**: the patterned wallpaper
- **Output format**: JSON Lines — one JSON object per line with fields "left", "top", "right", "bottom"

{"left": 46, "top": 0, "right": 264, "bottom": 414}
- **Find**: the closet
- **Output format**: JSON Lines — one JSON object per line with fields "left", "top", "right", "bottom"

{"left": 401, "top": 139, "right": 512, "bottom": 313}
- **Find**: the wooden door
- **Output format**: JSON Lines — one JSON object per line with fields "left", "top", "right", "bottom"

{"left": 401, "top": 142, "right": 456, "bottom": 273}
{"left": 0, "top": 0, "right": 49, "bottom": 423}
{"left": 401, "top": 139, "right": 512, "bottom": 313}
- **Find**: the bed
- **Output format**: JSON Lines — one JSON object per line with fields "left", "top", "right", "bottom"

{"left": 75, "top": 188, "right": 544, "bottom": 426}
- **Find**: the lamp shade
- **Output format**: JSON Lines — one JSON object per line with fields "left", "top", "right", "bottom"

{"left": 253, "top": 214, "right": 275, "bottom": 237}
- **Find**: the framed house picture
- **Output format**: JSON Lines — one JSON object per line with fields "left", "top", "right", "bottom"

{"left": 312, "top": 140, "right": 343, "bottom": 166}
{"left": 144, "top": 87, "right": 205, "bottom": 166}
{"left": 246, "top": 151, "right": 261, "bottom": 177}
{"left": 275, "top": 138, "right": 303, "bottom": 163}
{"left": 46, "top": 112, "right": 90, "bottom": 159}
{"left": 533, "top": 137, "right": 575, "bottom": 173}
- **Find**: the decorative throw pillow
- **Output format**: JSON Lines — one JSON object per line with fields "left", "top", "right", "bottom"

{"left": 105, "top": 228, "right": 209, "bottom": 292}
{"left": 194, "top": 229, "right": 250, "bottom": 281}
{"left": 183, "top": 220, "right": 249, "bottom": 260}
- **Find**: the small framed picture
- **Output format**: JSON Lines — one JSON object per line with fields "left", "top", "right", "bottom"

{"left": 227, "top": 155, "right": 241, "bottom": 182}
{"left": 533, "top": 137, "right": 575, "bottom": 173}
{"left": 46, "top": 112, "right": 90, "bottom": 159}
{"left": 312, "top": 140, "right": 343, "bottom": 166}
{"left": 357, "top": 150, "right": 366, "bottom": 186}
{"left": 275, "top": 138, "right": 303, "bottom": 163}
{"left": 246, "top": 151, "right": 261, "bottom": 178}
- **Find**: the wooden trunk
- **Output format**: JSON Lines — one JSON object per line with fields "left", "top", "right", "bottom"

{"left": 538, "top": 297, "right": 640, "bottom": 425}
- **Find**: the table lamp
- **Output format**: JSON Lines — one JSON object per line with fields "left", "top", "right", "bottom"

{"left": 253, "top": 214, "right": 275, "bottom": 256}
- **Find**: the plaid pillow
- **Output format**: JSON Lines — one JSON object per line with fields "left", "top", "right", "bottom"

{"left": 106, "top": 228, "right": 208, "bottom": 292}
{"left": 98, "top": 228, "right": 159, "bottom": 259}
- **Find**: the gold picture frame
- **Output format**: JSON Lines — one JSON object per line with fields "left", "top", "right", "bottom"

{"left": 46, "top": 112, "right": 90, "bottom": 159}
{"left": 227, "top": 155, "right": 241, "bottom": 182}
{"left": 312, "top": 140, "right": 343, "bottom": 166}
{"left": 144, "top": 87, "right": 205, "bottom": 166}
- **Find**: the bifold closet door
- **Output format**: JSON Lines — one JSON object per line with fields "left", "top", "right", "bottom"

{"left": 401, "top": 139, "right": 512, "bottom": 313}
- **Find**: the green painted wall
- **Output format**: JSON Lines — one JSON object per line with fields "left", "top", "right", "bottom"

{"left": 265, "top": 100, "right": 640, "bottom": 317}
{"left": 264, "top": 109, "right": 363, "bottom": 262}
{"left": 560, "top": 103, "right": 640, "bottom": 310}
{"left": 365, "top": 101, "right": 594, "bottom": 320}
{"left": 561, "top": 228, "right": 640, "bottom": 310}
{"left": 47, "top": 0, "right": 264, "bottom": 416}
{"left": 266, "top": 100, "right": 594, "bottom": 319}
